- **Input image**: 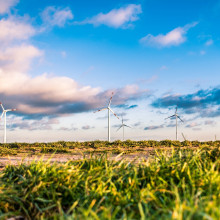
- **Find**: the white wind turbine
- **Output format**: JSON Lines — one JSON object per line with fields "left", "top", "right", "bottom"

{"left": 94, "top": 93, "right": 119, "bottom": 142}
{"left": 0, "top": 103, "right": 17, "bottom": 143}
{"left": 165, "top": 106, "right": 183, "bottom": 140}
{"left": 117, "top": 115, "right": 132, "bottom": 141}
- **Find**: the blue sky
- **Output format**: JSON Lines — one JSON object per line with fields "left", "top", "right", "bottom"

{"left": 0, "top": 0, "right": 219, "bottom": 142}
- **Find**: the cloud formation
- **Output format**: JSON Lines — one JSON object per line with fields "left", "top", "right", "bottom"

{"left": 140, "top": 22, "right": 198, "bottom": 47}
{"left": 185, "top": 122, "right": 201, "bottom": 128}
{"left": 58, "top": 125, "right": 78, "bottom": 131}
{"left": 0, "top": 0, "right": 18, "bottom": 14}
{"left": 82, "top": 125, "right": 94, "bottom": 130}
{"left": 80, "top": 4, "right": 142, "bottom": 28}
{"left": 41, "top": 6, "right": 74, "bottom": 27}
{"left": 116, "top": 104, "right": 138, "bottom": 109}
{"left": 152, "top": 86, "right": 220, "bottom": 118}
{"left": 0, "top": 44, "right": 42, "bottom": 72}
{"left": 0, "top": 16, "right": 40, "bottom": 73}
{"left": 9, "top": 117, "right": 60, "bottom": 131}
{"left": 0, "top": 17, "right": 35, "bottom": 43}
{"left": 0, "top": 7, "right": 149, "bottom": 121}
{"left": 144, "top": 125, "right": 164, "bottom": 130}
{"left": 204, "top": 120, "right": 216, "bottom": 126}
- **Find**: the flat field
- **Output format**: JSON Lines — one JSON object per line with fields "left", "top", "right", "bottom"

{"left": 0, "top": 141, "right": 220, "bottom": 219}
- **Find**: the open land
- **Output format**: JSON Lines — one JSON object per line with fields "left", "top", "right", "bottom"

{"left": 0, "top": 140, "right": 218, "bottom": 165}
{"left": 0, "top": 140, "right": 220, "bottom": 219}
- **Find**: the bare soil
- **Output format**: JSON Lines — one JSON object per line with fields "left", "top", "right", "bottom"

{"left": 0, "top": 153, "right": 150, "bottom": 169}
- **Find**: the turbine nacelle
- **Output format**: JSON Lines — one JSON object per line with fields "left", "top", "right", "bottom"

{"left": 0, "top": 103, "right": 17, "bottom": 113}
{"left": 165, "top": 106, "right": 184, "bottom": 122}
{"left": 116, "top": 123, "right": 132, "bottom": 131}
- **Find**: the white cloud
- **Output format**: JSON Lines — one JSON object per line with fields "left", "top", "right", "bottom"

{"left": 41, "top": 6, "right": 74, "bottom": 27}
{"left": 0, "top": 18, "right": 35, "bottom": 44}
{"left": 140, "top": 22, "right": 198, "bottom": 48}
{"left": 80, "top": 4, "right": 142, "bottom": 28}
{"left": 0, "top": 0, "right": 18, "bottom": 14}
{"left": 0, "top": 16, "right": 41, "bottom": 73}
{"left": 0, "top": 44, "right": 42, "bottom": 72}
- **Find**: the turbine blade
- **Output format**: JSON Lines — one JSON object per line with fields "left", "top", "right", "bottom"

{"left": 94, "top": 108, "right": 107, "bottom": 113}
{"left": 6, "top": 109, "right": 17, "bottom": 112}
{"left": 0, "top": 112, "right": 4, "bottom": 119}
{"left": 175, "top": 106, "right": 178, "bottom": 114}
{"left": 124, "top": 124, "right": 132, "bottom": 128}
{"left": 165, "top": 115, "right": 175, "bottom": 120}
{"left": 109, "top": 108, "right": 119, "bottom": 119}
{"left": 108, "top": 92, "right": 114, "bottom": 106}
{"left": 0, "top": 103, "right": 4, "bottom": 111}
{"left": 117, "top": 125, "right": 123, "bottom": 132}
{"left": 177, "top": 116, "right": 184, "bottom": 122}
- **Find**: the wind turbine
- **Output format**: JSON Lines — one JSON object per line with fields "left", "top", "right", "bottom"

{"left": 117, "top": 115, "right": 132, "bottom": 141}
{"left": 0, "top": 103, "right": 16, "bottom": 143}
{"left": 165, "top": 106, "right": 183, "bottom": 140}
{"left": 94, "top": 93, "right": 119, "bottom": 142}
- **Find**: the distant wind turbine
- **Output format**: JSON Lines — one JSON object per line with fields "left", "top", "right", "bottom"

{"left": 94, "top": 93, "right": 119, "bottom": 142}
{"left": 0, "top": 103, "right": 16, "bottom": 143}
{"left": 165, "top": 106, "right": 183, "bottom": 140}
{"left": 117, "top": 115, "right": 132, "bottom": 141}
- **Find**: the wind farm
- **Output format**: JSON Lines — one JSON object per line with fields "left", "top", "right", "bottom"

{"left": 0, "top": 0, "right": 220, "bottom": 219}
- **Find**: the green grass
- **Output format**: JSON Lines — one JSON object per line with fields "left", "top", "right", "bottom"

{"left": 0, "top": 147, "right": 219, "bottom": 219}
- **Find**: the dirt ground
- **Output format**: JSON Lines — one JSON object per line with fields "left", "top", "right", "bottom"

{"left": 0, "top": 153, "right": 150, "bottom": 169}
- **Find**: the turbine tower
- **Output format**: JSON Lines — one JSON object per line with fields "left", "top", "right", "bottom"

{"left": 94, "top": 93, "right": 119, "bottom": 142}
{"left": 117, "top": 115, "right": 132, "bottom": 141}
{"left": 165, "top": 106, "right": 183, "bottom": 140}
{"left": 0, "top": 103, "right": 16, "bottom": 143}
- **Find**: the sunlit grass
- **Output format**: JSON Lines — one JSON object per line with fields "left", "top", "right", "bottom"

{"left": 0, "top": 140, "right": 219, "bottom": 156}
{"left": 0, "top": 147, "right": 219, "bottom": 219}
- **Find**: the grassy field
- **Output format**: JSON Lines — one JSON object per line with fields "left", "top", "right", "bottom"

{"left": 0, "top": 140, "right": 220, "bottom": 156}
{"left": 0, "top": 142, "right": 220, "bottom": 219}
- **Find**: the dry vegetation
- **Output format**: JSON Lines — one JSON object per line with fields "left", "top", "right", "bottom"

{"left": 0, "top": 140, "right": 219, "bottom": 157}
